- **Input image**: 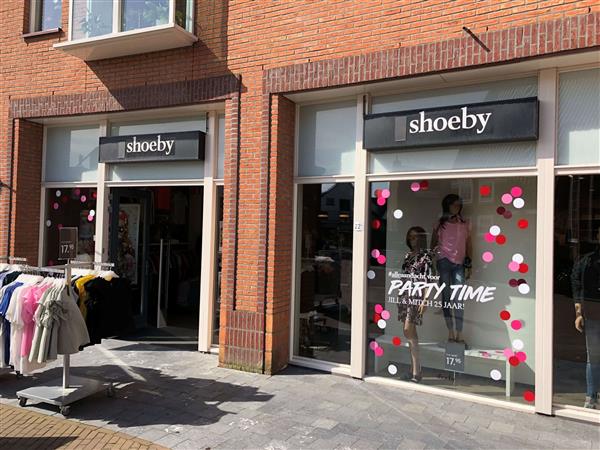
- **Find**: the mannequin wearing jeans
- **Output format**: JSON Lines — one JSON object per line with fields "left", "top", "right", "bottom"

{"left": 431, "top": 194, "right": 472, "bottom": 345}
{"left": 571, "top": 225, "right": 600, "bottom": 409}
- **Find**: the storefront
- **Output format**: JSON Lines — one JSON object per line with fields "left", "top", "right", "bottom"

{"left": 37, "top": 106, "right": 226, "bottom": 351}
{"left": 290, "top": 61, "right": 599, "bottom": 421}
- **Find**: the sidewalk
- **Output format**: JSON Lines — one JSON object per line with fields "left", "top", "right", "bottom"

{"left": 0, "top": 338, "right": 598, "bottom": 450}
{"left": 0, "top": 403, "right": 166, "bottom": 449}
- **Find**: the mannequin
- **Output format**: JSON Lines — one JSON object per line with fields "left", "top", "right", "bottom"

{"left": 431, "top": 194, "right": 472, "bottom": 346}
{"left": 398, "top": 226, "right": 433, "bottom": 382}
{"left": 571, "top": 224, "right": 600, "bottom": 409}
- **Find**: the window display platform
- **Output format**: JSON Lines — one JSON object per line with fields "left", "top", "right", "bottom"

{"left": 374, "top": 335, "right": 515, "bottom": 396}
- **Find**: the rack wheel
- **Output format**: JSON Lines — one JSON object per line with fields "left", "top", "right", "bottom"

{"left": 18, "top": 397, "right": 27, "bottom": 407}
{"left": 107, "top": 385, "right": 115, "bottom": 398}
{"left": 60, "top": 406, "right": 70, "bottom": 416}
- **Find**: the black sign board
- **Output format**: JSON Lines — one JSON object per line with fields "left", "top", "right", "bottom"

{"left": 445, "top": 342, "right": 466, "bottom": 373}
{"left": 58, "top": 227, "right": 78, "bottom": 260}
{"left": 364, "top": 97, "right": 539, "bottom": 150}
{"left": 99, "top": 130, "right": 205, "bottom": 163}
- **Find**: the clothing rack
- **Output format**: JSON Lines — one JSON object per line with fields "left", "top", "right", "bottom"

{"left": 16, "top": 262, "right": 114, "bottom": 416}
{"left": 0, "top": 257, "right": 27, "bottom": 378}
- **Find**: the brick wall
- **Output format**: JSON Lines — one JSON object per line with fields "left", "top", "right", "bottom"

{"left": 1, "top": 0, "right": 599, "bottom": 374}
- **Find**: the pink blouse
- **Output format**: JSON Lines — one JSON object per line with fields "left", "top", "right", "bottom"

{"left": 21, "top": 285, "right": 50, "bottom": 358}
{"left": 436, "top": 219, "right": 470, "bottom": 265}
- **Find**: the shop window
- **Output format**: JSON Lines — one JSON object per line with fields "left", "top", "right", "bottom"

{"left": 30, "top": 0, "right": 62, "bottom": 32}
{"left": 295, "top": 183, "right": 354, "bottom": 364}
{"left": 44, "top": 187, "right": 97, "bottom": 266}
{"left": 558, "top": 68, "right": 600, "bottom": 166}
{"left": 108, "top": 115, "right": 206, "bottom": 182}
{"left": 298, "top": 100, "right": 356, "bottom": 177}
{"left": 212, "top": 186, "right": 224, "bottom": 345}
{"left": 553, "top": 175, "right": 600, "bottom": 411}
{"left": 366, "top": 177, "right": 537, "bottom": 405}
{"left": 369, "top": 77, "right": 538, "bottom": 173}
{"left": 45, "top": 125, "right": 99, "bottom": 183}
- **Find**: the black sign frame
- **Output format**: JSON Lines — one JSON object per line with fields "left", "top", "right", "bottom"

{"left": 364, "top": 97, "right": 539, "bottom": 151}
{"left": 99, "top": 130, "right": 206, "bottom": 163}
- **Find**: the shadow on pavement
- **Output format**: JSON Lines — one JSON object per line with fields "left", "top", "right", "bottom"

{"left": 0, "top": 437, "right": 77, "bottom": 449}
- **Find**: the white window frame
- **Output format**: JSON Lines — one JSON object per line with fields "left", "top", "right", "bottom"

{"left": 67, "top": 0, "right": 194, "bottom": 41}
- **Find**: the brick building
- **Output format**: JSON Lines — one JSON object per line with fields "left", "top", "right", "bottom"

{"left": 1, "top": 1, "right": 599, "bottom": 421}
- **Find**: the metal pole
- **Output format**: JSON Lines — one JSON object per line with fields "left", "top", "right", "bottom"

{"left": 157, "top": 239, "right": 164, "bottom": 328}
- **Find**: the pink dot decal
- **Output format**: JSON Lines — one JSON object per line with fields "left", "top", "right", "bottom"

{"left": 374, "top": 304, "right": 383, "bottom": 314}
{"left": 381, "top": 310, "right": 391, "bottom": 320}
{"left": 484, "top": 233, "right": 495, "bottom": 243}
{"left": 374, "top": 347, "right": 384, "bottom": 357}
{"left": 87, "top": 215, "right": 94, "bottom": 222}
{"left": 410, "top": 182, "right": 421, "bottom": 192}
{"left": 80, "top": 195, "right": 87, "bottom": 202}
{"left": 503, "top": 210, "right": 512, "bottom": 219}
{"left": 503, "top": 347, "right": 514, "bottom": 358}
{"left": 508, "top": 261, "right": 519, "bottom": 272}
{"left": 371, "top": 249, "right": 380, "bottom": 258}
{"left": 377, "top": 197, "right": 386, "bottom": 206}
{"left": 496, "top": 207, "right": 506, "bottom": 215}
{"left": 53, "top": 202, "right": 59, "bottom": 210}
{"left": 482, "top": 251, "right": 494, "bottom": 263}
{"left": 377, "top": 254, "right": 387, "bottom": 265}
{"left": 516, "top": 351, "right": 527, "bottom": 362}
{"left": 392, "top": 336, "right": 401, "bottom": 346}
{"left": 518, "top": 219, "right": 529, "bottom": 229}
{"left": 369, "top": 341, "right": 379, "bottom": 351}
{"left": 381, "top": 189, "right": 391, "bottom": 199}
{"left": 501, "top": 193, "right": 513, "bottom": 204}
{"left": 74, "top": 188, "right": 81, "bottom": 196}
{"left": 480, "top": 185, "right": 491, "bottom": 196}
{"left": 523, "top": 391, "right": 535, "bottom": 402}
{"left": 511, "top": 320, "right": 522, "bottom": 330}
{"left": 510, "top": 186, "right": 523, "bottom": 197}
{"left": 500, "top": 310, "right": 511, "bottom": 320}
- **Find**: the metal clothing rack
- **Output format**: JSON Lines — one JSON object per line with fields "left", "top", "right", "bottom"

{"left": 16, "top": 262, "right": 115, "bottom": 416}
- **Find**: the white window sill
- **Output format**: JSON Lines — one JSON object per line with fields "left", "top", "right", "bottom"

{"left": 53, "top": 23, "right": 197, "bottom": 61}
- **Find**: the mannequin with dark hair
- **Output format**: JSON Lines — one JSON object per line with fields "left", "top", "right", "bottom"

{"left": 431, "top": 194, "right": 472, "bottom": 345}
{"left": 398, "top": 226, "right": 433, "bottom": 382}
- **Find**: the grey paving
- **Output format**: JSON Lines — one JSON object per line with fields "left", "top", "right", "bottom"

{"left": 0, "top": 338, "right": 598, "bottom": 450}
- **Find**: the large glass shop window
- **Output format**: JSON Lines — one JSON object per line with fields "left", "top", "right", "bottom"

{"left": 366, "top": 177, "right": 537, "bottom": 404}
{"left": 554, "top": 175, "right": 600, "bottom": 411}
{"left": 44, "top": 188, "right": 98, "bottom": 266}
{"left": 296, "top": 183, "right": 353, "bottom": 364}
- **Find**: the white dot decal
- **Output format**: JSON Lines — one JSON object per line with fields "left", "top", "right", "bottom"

{"left": 512, "top": 253, "right": 524, "bottom": 264}
{"left": 45, "top": 220, "right": 52, "bottom": 227}
{"left": 367, "top": 270, "right": 376, "bottom": 280}
{"left": 387, "top": 364, "right": 398, "bottom": 375}
{"left": 513, "top": 198, "right": 525, "bottom": 209}
{"left": 89, "top": 209, "right": 96, "bottom": 217}
{"left": 489, "top": 225, "right": 501, "bottom": 236}
{"left": 393, "top": 209, "right": 403, "bottom": 219}
{"left": 55, "top": 190, "right": 61, "bottom": 197}
{"left": 490, "top": 369, "right": 502, "bottom": 381}
{"left": 518, "top": 283, "right": 530, "bottom": 295}
{"left": 377, "top": 319, "right": 387, "bottom": 329}
{"left": 512, "top": 339, "right": 524, "bottom": 351}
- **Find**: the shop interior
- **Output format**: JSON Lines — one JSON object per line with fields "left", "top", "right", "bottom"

{"left": 110, "top": 186, "right": 204, "bottom": 345}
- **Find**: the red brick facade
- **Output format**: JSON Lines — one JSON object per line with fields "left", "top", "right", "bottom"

{"left": 1, "top": 1, "right": 599, "bottom": 374}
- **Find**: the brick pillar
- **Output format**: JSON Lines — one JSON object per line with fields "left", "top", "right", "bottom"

{"left": 10, "top": 119, "right": 43, "bottom": 264}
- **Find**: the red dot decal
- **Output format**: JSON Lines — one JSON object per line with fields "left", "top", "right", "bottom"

{"left": 518, "top": 219, "right": 529, "bottom": 229}
{"left": 496, "top": 234, "right": 507, "bottom": 245}
{"left": 519, "top": 263, "right": 529, "bottom": 274}
{"left": 523, "top": 391, "right": 535, "bottom": 402}
{"left": 496, "top": 207, "right": 506, "bottom": 215}
{"left": 374, "top": 189, "right": 382, "bottom": 198}
{"left": 518, "top": 279, "right": 527, "bottom": 285}
{"left": 420, "top": 180, "right": 429, "bottom": 190}
{"left": 500, "top": 310, "right": 511, "bottom": 320}
{"left": 373, "top": 313, "right": 381, "bottom": 323}
{"left": 372, "top": 219, "right": 381, "bottom": 230}
{"left": 509, "top": 279, "right": 518, "bottom": 287}
{"left": 480, "top": 185, "right": 491, "bottom": 196}
{"left": 392, "top": 336, "right": 401, "bottom": 346}
{"left": 509, "top": 356, "right": 520, "bottom": 366}
{"left": 503, "top": 210, "right": 513, "bottom": 219}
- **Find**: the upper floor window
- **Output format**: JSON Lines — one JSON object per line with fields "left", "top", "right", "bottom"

{"left": 71, "top": 0, "right": 193, "bottom": 40}
{"left": 31, "top": 0, "right": 62, "bottom": 32}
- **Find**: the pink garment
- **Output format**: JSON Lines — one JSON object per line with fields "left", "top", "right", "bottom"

{"left": 436, "top": 219, "right": 470, "bottom": 265}
{"left": 21, "top": 284, "right": 49, "bottom": 358}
